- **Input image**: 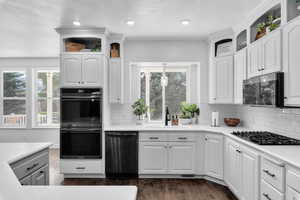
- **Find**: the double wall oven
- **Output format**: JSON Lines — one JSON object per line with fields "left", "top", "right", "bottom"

{"left": 60, "top": 88, "right": 102, "bottom": 159}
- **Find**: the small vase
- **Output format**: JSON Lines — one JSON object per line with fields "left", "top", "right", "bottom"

{"left": 136, "top": 115, "right": 145, "bottom": 125}
{"left": 179, "top": 118, "right": 192, "bottom": 125}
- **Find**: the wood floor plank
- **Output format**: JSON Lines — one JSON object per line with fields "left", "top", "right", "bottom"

{"left": 50, "top": 149, "right": 237, "bottom": 200}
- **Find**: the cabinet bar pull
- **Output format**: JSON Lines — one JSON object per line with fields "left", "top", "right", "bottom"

{"left": 149, "top": 137, "right": 159, "bottom": 140}
{"left": 26, "top": 163, "right": 39, "bottom": 171}
{"left": 263, "top": 169, "right": 275, "bottom": 177}
{"left": 178, "top": 137, "right": 187, "bottom": 140}
{"left": 263, "top": 193, "right": 272, "bottom": 200}
{"left": 236, "top": 149, "right": 242, "bottom": 153}
{"left": 76, "top": 167, "right": 86, "bottom": 170}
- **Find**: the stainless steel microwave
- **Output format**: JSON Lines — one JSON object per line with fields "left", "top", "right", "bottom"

{"left": 243, "top": 72, "right": 284, "bottom": 107}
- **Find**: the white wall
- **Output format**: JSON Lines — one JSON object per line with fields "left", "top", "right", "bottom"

{"left": 110, "top": 39, "right": 238, "bottom": 125}
{"left": 0, "top": 58, "right": 60, "bottom": 148}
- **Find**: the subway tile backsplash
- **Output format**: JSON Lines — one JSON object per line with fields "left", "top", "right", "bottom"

{"left": 235, "top": 105, "right": 300, "bottom": 139}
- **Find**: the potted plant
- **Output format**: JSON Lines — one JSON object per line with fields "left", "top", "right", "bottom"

{"left": 131, "top": 98, "right": 148, "bottom": 125}
{"left": 266, "top": 15, "right": 280, "bottom": 33}
{"left": 179, "top": 102, "right": 200, "bottom": 125}
{"left": 255, "top": 22, "right": 266, "bottom": 40}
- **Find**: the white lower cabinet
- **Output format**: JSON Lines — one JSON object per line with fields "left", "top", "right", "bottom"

{"left": 261, "top": 180, "right": 284, "bottom": 200}
{"left": 60, "top": 159, "right": 104, "bottom": 174}
{"left": 225, "top": 138, "right": 259, "bottom": 200}
{"left": 286, "top": 165, "right": 300, "bottom": 200}
{"left": 139, "top": 132, "right": 196, "bottom": 175}
{"left": 139, "top": 142, "right": 168, "bottom": 174}
{"left": 168, "top": 142, "right": 196, "bottom": 174}
{"left": 287, "top": 186, "right": 300, "bottom": 200}
{"left": 204, "top": 133, "right": 223, "bottom": 179}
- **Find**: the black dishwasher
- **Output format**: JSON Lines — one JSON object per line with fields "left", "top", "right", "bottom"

{"left": 105, "top": 131, "right": 138, "bottom": 178}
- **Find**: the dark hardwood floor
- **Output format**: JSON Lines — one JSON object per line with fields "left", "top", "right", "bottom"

{"left": 50, "top": 149, "right": 237, "bottom": 200}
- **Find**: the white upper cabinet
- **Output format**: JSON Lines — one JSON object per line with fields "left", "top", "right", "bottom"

{"left": 204, "top": 133, "right": 223, "bottom": 179}
{"left": 82, "top": 55, "right": 103, "bottom": 86}
{"left": 234, "top": 48, "right": 247, "bottom": 104}
{"left": 261, "top": 29, "right": 282, "bottom": 74}
{"left": 61, "top": 54, "right": 82, "bottom": 86}
{"left": 56, "top": 27, "right": 107, "bottom": 88}
{"left": 109, "top": 59, "right": 123, "bottom": 103}
{"left": 61, "top": 54, "right": 103, "bottom": 87}
{"left": 247, "top": 30, "right": 282, "bottom": 79}
{"left": 212, "top": 56, "right": 234, "bottom": 104}
{"left": 168, "top": 142, "right": 196, "bottom": 174}
{"left": 248, "top": 41, "right": 263, "bottom": 78}
{"left": 108, "top": 35, "right": 124, "bottom": 104}
{"left": 283, "top": 17, "right": 300, "bottom": 106}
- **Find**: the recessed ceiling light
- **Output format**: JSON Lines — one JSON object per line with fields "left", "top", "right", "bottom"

{"left": 181, "top": 19, "right": 191, "bottom": 26}
{"left": 73, "top": 20, "right": 81, "bottom": 26}
{"left": 126, "top": 20, "right": 135, "bottom": 26}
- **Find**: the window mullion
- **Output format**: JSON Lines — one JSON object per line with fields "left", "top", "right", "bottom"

{"left": 145, "top": 72, "right": 150, "bottom": 121}
{"left": 47, "top": 72, "right": 53, "bottom": 125}
{"left": 162, "top": 71, "right": 166, "bottom": 124}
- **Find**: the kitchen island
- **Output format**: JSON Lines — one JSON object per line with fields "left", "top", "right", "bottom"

{"left": 0, "top": 143, "right": 137, "bottom": 200}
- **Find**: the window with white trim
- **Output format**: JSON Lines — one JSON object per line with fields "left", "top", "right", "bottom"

{"left": 33, "top": 69, "right": 60, "bottom": 127}
{"left": 1, "top": 70, "right": 27, "bottom": 128}
{"left": 140, "top": 67, "right": 188, "bottom": 122}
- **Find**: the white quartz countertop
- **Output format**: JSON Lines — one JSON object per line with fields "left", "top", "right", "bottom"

{"left": 105, "top": 124, "right": 300, "bottom": 169}
{"left": 0, "top": 143, "right": 137, "bottom": 200}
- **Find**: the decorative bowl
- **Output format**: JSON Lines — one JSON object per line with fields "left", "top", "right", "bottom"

{"left": 224, "top": 118, "right": 240, "bottom": 127}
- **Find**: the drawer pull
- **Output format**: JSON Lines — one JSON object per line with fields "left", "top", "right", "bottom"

{"left": 263, "top": 169, "right": 276, "bottom": 177}
{"left": 178, "top": 137, "right": 187, "bottom": 140}
{"left": 26, "top": 163, "right": 39, "bottom": 171}
{"left": 76, "top": 167, "right": 86, "bottom": 170}
{"left": 263, "top": 193, "right": 272, "bottom": 200}
{"left": 149, "top": 137, "right": 159, "bottom": 140}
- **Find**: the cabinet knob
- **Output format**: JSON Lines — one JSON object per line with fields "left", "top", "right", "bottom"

{"left": 78, "top": 81, "right": 81, "bottom": 84}
{"left": 81, "top": 81, "right": 84, "bottom": 84}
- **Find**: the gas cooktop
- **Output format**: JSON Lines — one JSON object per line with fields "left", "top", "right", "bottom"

{"left": 231, "top": 131, "right": 300, "bottom": 145}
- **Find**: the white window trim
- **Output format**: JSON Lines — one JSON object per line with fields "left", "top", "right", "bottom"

{"left": 32, "top": 67, "right": 60, "bottom": 128}
{"left": 0, "top": 68, "right": 28, "bottom": 129}
{"left": 131, "top": 62, "right": 200, "bottom": 123}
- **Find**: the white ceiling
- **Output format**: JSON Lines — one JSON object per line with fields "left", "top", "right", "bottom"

{"left": 0, "top": 0, "right": 263, "bottom": 57}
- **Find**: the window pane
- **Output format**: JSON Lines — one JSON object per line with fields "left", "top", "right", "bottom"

{"left": 3, "top": 72, "right": 26, "bottom": 97}
{"left": 140, "top": 72, "right": 146, "bottom": 100}
{"left": 37, "top": 99, "right": 47, "bottom": 125}
{"left": 3, "top": 100, "right": 26, "bottom": 126}
{"left": 37, "top": 72, "right": 47, "bottom": 98}
{"left": 165, "top": 72, "right": 186, "bottom": 115}
{"left": 150, "top": 73, "right": 162, "bottom": 121}
{"left": 52, "top": 99, "right": 60, "bottom": 124}
{"left": 52, "top": 72, "right": 60, "bottom": 98}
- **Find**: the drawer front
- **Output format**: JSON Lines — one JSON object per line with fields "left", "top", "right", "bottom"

{"left": 12, "top": 150, "right": 49, "bottom": 180}
{"left": 60, "top": 160, "right": 103, "bottom": 174}
{"left": 261, "top": 158, "right": 284, "bottom": 192}
{"left": 261, "top": 180, "right": 284, "bottom": 200}
{"left": 168, "top": 133, "right": 196, "bottom": 142}
{"left": 140, "top": 132, "right": 168, "bottom": 142}
{"left": 287, "top": 186, "right": 300, "bottom": 200}
{"left": 287, "top": 166, "right": 300, "bottom": 192}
